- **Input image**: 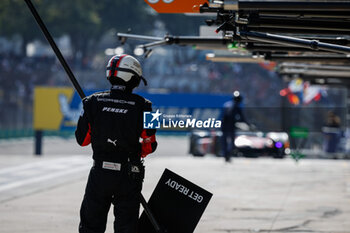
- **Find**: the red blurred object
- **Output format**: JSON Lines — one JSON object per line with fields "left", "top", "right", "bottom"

{"left": 259, "top": 62, "right": 277, "bottom": 71}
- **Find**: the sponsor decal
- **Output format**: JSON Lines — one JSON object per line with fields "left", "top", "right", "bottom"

{"left": 102, "top": 161, "right": 121, "bottom": 171}
{"left": 97, "top": 98, "right": 135, "bottom": 105}
{"left": 102, "top": 107, "right": 128, "bottom": 114}
{"left": 107, "top": 138, "right": 118, "bottom": 147}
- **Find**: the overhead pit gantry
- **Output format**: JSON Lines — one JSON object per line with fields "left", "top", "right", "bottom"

{"left": 118, "top": 0, "right": 350, "bottom": 86}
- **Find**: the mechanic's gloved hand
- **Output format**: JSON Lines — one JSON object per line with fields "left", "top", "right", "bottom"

{"left": 140, "top": 135, "right": 157, "bottom": 158}
{"left": 141, "top": 140, "right": 153, "bottom": 158}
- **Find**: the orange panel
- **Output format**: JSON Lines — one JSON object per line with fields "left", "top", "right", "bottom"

{"left": 144, "top": 0, "right": 208, "bottom": 13}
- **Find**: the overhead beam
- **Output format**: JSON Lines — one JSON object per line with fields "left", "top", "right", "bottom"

{"left": 240, "top": 31, "right": 350, "bottom": 54}
{"left": 206, "top": 53, "right": 265, "bottom": 63}
{"left": 238, "top": 1, "right": 350, "bottom": 12}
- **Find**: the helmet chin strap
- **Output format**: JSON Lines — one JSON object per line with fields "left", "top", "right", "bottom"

{"left": 140, "top": 76, "right": 147, "bottom": 86}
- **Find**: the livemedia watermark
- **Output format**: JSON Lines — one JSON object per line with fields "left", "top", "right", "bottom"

{"left": 143, "top": 109, "right": 221, "bottom": 129}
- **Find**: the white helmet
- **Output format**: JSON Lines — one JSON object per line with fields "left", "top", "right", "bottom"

{"left": 106, "top": 54, "right": 147, "bottom": 89}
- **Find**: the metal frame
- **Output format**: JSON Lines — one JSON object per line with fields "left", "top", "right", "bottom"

{"left": 237, "top": 1, "right": 350, "bottom": 12}
{"left": 117, "top": 0, "right": 350, "bottom": 63}
{"left": 239, "top": 31, "right": 350, "bottom": 54}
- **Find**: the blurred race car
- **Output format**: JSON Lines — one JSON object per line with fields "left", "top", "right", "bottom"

{"left": 189, "top": 123, "right": 290, "bottom": 158}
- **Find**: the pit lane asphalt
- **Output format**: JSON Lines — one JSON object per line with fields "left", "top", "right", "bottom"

{"left": 0, "top": 136, "right": 349, "bottom": 233}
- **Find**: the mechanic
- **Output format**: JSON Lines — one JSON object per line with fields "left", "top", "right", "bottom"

{"left": 221, "top": 91, "right": 246, "bottom": 162}
{"left": 75, "top": 54, "right": 157, "bottom": 233}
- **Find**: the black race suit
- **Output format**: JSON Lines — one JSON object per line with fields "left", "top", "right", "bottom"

{"left": 75, "top": 85, "right": 157, "bottom": 233}
{"left": 221, "top": 100, "right": 245, "bottom": 162}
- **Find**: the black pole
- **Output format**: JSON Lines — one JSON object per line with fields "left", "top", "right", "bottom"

{"left": 238, "top": 1, "right": 350, "bottom": 12}
{"left": 267, "top": 54, "right": 350, "bottom": 63}
{"left": 117, "top": 33, "right": 164, "bottom": 42}
{"left": 25, "top": 1, "right": 163, "bottom": 232}
{"left": 247, "top": 18, "right": 350, "bottom": 32}
{"left": 240, "top": 31, "right": 350, "bottom": 54}
{"left": 24, "top": 0, "right": 85, "bottom": 99}
{"left": 250, "top": 27, "right": 350, "bottom": 36}
{"left": 246, "top": 45, "right": 314, "bottom": 53}
{"left": 34, "top": 130, "right": 43, "bottom": 156}
{"left": 258, "top": 11, "right": 350, "bottom": 19}
{"left": 117, "top": 33, "right": 235, "bottom": 46}
{"left": 140, "top": 194, "right": 164, "bottom": 233}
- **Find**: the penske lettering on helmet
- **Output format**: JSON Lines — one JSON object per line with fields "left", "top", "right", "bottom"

{"left": 102, "top": 107, "right": 128, "bottom": 114}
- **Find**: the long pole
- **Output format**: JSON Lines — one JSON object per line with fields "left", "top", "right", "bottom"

{"left": 240, "top": 31, "right": 350, "bottom": 54}
{"left": 24, "top": 0, "right": 163, "bottom": 231}
{"left": 238, "top": 1, "right": 350, "bottom": 12}
{"left": 140, "top": 194, "right": 163, "bottom": 233}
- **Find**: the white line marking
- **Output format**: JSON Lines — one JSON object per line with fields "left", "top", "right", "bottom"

{"left": 0, "top": 158, "right": 68, "bottom": 174}
{"left": 0, "top": 165, "right": 89, "bottom": 193}
{"left": 0, "top": 156, "right": 88, "bottom": 175}
{"left": 0, "top": 155, "right": 91, "bottom": 192}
